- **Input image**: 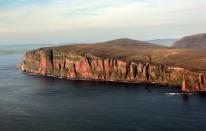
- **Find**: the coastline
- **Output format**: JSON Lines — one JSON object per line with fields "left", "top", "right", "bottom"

{"left": 19, "top": 70, "right": 206, "bottom": 94}
{"left": 17, "top": 43, "right": 206, "bottom": 93}
{"left": 18, "top": 69, "right": 182, "bottom": 90}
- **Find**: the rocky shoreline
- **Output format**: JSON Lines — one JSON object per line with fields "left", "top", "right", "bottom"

{"left": 17, "top": 47, "right": 206, "bottom": 93}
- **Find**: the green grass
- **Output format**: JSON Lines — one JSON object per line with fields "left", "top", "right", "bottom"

{"left": 175, "top": 76, "right": 183, "bottom": 85}
{"left": 63, "top": 67, "right": 69, "bottom": 73}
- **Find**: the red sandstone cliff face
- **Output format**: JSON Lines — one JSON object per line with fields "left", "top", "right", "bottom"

{"left": 18, "top": 48, "right": 206, "bottom": 92}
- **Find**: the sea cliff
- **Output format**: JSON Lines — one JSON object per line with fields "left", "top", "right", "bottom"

{"left": 17, "top": 47, "right": 206, "bottom": 92}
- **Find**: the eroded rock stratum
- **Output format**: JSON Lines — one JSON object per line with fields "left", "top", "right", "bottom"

{"left": 17, "top": 45, "right": 206, "bottom": 92}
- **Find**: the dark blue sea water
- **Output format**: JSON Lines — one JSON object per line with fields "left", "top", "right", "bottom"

{"left": 0, "top": 55, "right": 206, "bottom": 131}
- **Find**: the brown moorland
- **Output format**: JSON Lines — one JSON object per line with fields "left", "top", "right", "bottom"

{"left": 40, "top": 38, "right": 206, "bottom": 72}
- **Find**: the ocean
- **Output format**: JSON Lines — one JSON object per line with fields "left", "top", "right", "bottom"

{"left": 0, "top": 54, "right": 206, "bottom": 131}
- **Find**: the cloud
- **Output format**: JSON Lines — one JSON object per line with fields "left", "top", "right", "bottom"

{"left": 0, "top": 0, "right": 206, "bottom": 44}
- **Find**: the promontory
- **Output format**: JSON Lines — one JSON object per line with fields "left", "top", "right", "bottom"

{"left": 17, "top": 34, "right": 206, "bottom": 93}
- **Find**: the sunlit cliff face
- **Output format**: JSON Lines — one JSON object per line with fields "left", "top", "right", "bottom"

{"left": 18, "top": 48, "right": 206, "bottom": 92}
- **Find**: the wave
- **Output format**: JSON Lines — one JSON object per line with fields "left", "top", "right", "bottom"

{"left": 165, "top": 93, "right": 198, "bottom": 96}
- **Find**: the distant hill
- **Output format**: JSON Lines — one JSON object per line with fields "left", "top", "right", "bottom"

{"left": 99, "top": 38, "right": 165, "bottom": 48}
{"left": 172, "top": 33, "right": 206, "bottom": 48}
{"left": 147, "top": 39, "right": 178, "bottom": 46}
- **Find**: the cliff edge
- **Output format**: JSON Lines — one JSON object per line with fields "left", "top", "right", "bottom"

{"left": 17, "top": 38, "right": 206, "bottom": 92}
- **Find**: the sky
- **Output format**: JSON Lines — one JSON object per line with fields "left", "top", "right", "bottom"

{"left": 0, "top": 0, "right": 206, "bottom": 45}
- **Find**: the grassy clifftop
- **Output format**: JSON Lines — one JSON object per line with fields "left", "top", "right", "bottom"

{"left": 31, "top": 38, "right": 206, "bottom": 72}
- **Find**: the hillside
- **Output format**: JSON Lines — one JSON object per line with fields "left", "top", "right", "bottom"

{"left": 100, "top": 38, "right": 164, "bottom": 48}
{"left": 147, "top": 39, "right": 178, "bottom": 46}
{"left": 172, "top": 33, "right": 206, "bottom": 48}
